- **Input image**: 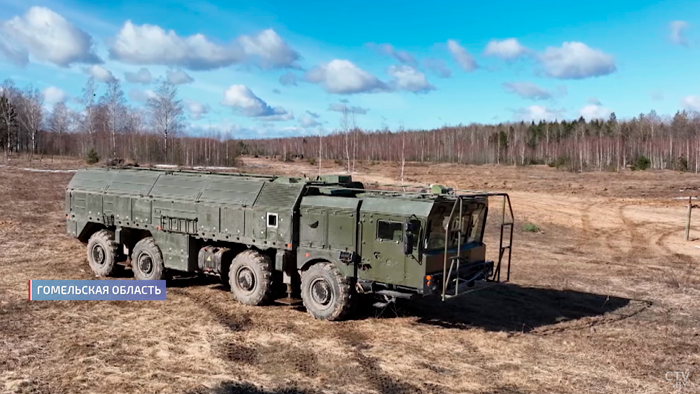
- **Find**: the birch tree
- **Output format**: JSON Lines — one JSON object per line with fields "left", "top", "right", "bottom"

{"left": 147, "top": 79, "right": 184, "bottom": 162}
{"left": 100, "top": 78, "right": 127, "bottom": 158}
{"left": 81, "top": 77, "right": 97, "bottom": 151}
{"left": 0, "top": 95, "right": 17, "bottom": 160}
{"left": 16, "top": 85, "right": 43, "bottom": 156}
{"left": 0, "top": 79, "right": 20, "bottom": 159}
{"left": 48, "top": 101, "right": 71, "bottom": 156}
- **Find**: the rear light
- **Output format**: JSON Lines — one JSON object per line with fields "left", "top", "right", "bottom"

{"left": 425, "top": 275, "right": 439, "bottom": 292}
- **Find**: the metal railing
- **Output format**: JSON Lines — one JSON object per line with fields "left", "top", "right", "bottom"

{"left": 440, "top": 192, "right": 514, "bottom": 301}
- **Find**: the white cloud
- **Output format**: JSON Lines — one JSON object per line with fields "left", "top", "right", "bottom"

{"left": 299, "top": 113, "right": 321, "bottom": 127}
{"left": 109, "top": 21, "right": 299, "bottom": 71}
{"left": 221, "top": 84, "right": 292, "bottom": 120}
{"left": 83, "top": 64, "right": 115, "bottom": 82}
{"left": 538, "top": 42, "right": 616, "bottom": 79}
{"left": 670, "top": 21, "right": 689, "bottom": 46}
{"left": 279, "top": 72, "right": 298, "bottom": 86}
{"left": 423, "top": 58, "right": 451, "bottom": 78}
{"left": 305, "top": 59, "right": 389, "bottom": 94}
{"left": 124, "top": 67, "right": 152, "bottom": 84}
{"left": 0, "top": 36, "right": 27, "bottom": 67}
{"left": 238, "top": 29, "right": 300, "bottom": 69}
{"left": 512, "top": 105, "right": 565, "bottom": 122}
{"left": 328, "top": 103, "right": 369, "bottom": 115}
{"left": 387, "top": 65, "right": 434, "bottom": 93}
{"left": 681, "top": 96, "right": 700, "bottom": 111}
{"left": 503, "top": 82, "right": 565, "bottom": 100}
{"left": 43, "top": 86, "right": 66, "bottom": 104}
{"left": 166, "top": 69, "right": 193, "bottom": 85}
{"left": 279, "top": 126, "right": 305, "bottom": 134}
{"left": 306, "top": 110, "right": 319, "bottom": 118}
{"left": 587, "top": 97, "right": 602, "bottom": 106}
{"left": 184, "top": 99, "right": 209, "bottom": 120}
{"left": 109, "top": 20, "right": 244, "bottom": 70}
{"left": 368, "top": 43, "right": 417, "bottom": 66}
{"left": 128, "top": 89, "right": 156, "bottom": 102}
{"left": 0, "top": 6, "right": 102, "bottom": 67}
{"left": 579, "top": 104, "right": 612, "bottom": 120}
{"left": 484, "top": 38, "right": 528, "bottom": 60}
{"left": 447, "top": 39, "right": 478, "bottom": 72}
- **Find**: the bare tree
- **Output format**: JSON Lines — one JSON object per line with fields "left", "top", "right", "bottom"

{"left": 318, "top": 130, "right": 323, "bottom": 176}
{"left": 80, "top": 77, "right": 97, "bottom": 151}
{"left": 48, "top": 101, "right": 71, "bottom": 156}
{"left": 124, "top": 107, "right": 147, "bottom": 161}
{"left": 0, "top": 79, "right": 19, "bottom": 158}
{"left": 341, "top": 107, "right": 351, "bottom": 174}
{"left": 351, "top": 112, "right": 357, "bottom": 174}
{"left": 147, "top": 79, "right": 184, "bottom": 162}
{"left": 399, "top": 124, "right": 406, "bottom": 184}
{"left": 16, "top": 85, "right": 43, "bottom": 156}
{"left": 100, "top": 78, "right": 127, "bottom": 158}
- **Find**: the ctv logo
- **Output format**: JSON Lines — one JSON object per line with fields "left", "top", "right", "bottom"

{"left": 666, "top": 371, "right": 691, "bottom": 390}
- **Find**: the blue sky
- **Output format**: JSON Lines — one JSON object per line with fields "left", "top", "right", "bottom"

{"left": 1, "top": 0, "right": 700, "bottom": 138}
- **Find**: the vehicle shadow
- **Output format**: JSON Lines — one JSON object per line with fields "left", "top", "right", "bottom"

{"left": 185, "top": 381, "right": 320, "bottom": 394}
{"left": 164, "top": 273, "right": 223, "bottom": 288}
{"left": 360, "top": 283, "right": 633, "bottom": 333}
{"left": 160, "top": 273, "right": 635, "bottom": 334}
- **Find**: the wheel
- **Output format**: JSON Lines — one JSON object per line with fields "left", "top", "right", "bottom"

{"left": 228, "top": 250, "right": 274, "bottom": 306}
{"left": 300, "top": 262, "right": 353, "bottom": 321}
{"left": 131, "top": 237, "right": 165, "bottom": 280}
{"left": 86, "top": 229, "right": 119, "bottom": 277}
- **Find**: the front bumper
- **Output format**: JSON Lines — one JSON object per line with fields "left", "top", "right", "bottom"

{"left": 422, "top": 260, "right": 494, "bottom": 296}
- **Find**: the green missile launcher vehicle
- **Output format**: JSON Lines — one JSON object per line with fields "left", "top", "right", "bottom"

{"left": 65, "top": 167, "right": 513, "bottom": 320}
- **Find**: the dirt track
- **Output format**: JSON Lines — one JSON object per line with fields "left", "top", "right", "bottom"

{"left": 1, "top": 157, "right": 698, "bottom": 394}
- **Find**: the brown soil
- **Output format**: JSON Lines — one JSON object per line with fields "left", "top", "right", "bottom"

{"left": 0, "top": 156, "right": 698, "bottom": 394}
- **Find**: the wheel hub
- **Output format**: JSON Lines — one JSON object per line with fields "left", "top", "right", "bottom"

{"left": 92, "top": 245, "right": 106, "bottom": 266}
{"left": 310, "top": 278, "right": 332, "bottom": 306}
{"left": 138, "top": 253, "right": 153, "bottom": 274}
{"left": 237, "top": 267, "right": 255, "bottom": 291}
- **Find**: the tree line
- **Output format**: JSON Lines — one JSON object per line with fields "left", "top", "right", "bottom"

{"left": 0, "top": 77, "right": 239, "bottom": 167}
{"left": 241, "top": 109, "right": 700, "bottom": 173}
{"left": 2, "top": 75, "right": 699, "bottom": 172}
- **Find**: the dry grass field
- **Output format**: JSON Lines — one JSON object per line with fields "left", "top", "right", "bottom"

{"left": 1, "top": 156, "right": 698, "bottom": 394}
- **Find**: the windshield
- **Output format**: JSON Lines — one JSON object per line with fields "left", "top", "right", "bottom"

{"left": 424, "top": 203, "right": 485, "bottom": 251}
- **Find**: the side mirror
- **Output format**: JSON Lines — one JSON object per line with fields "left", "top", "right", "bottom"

{"left": 403, "top": 232, "right": 414, "bottom": 255}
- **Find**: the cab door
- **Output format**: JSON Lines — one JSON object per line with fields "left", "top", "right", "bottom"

{"left": 359, "top": 214, "right": 406, "bottom": 284}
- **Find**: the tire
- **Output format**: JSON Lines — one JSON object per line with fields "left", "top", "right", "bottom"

{"left": 131, "top": 237, "right": 165, "bottom": 280}
{"left": 228, "top": 250, "right": 274, "bottom": 306}
{"left": 86, "top": 229, "right": 119, "bottom": 277}
{"left": 300, "top": 262, "right": 353, "bottom": 321}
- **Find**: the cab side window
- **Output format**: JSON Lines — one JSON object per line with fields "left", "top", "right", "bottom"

{"left": 377, "top": 220, "right": 402, "bottom": 241}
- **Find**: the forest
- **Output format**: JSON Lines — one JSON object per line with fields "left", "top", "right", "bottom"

{"left": 1, "top": 76, "right": 699, "bottom": 173}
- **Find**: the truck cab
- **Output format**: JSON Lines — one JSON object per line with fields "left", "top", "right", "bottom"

{"left": 352, "top": 193, "right": 498, "bottom": 303}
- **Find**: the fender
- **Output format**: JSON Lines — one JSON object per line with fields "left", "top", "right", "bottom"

{"left": 296, "top": 247, "right": 356, "bottom": 278}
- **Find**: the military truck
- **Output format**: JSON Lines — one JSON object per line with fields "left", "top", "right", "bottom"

{"left": 65, "top": 167, "right": 513, "bottom": 320}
